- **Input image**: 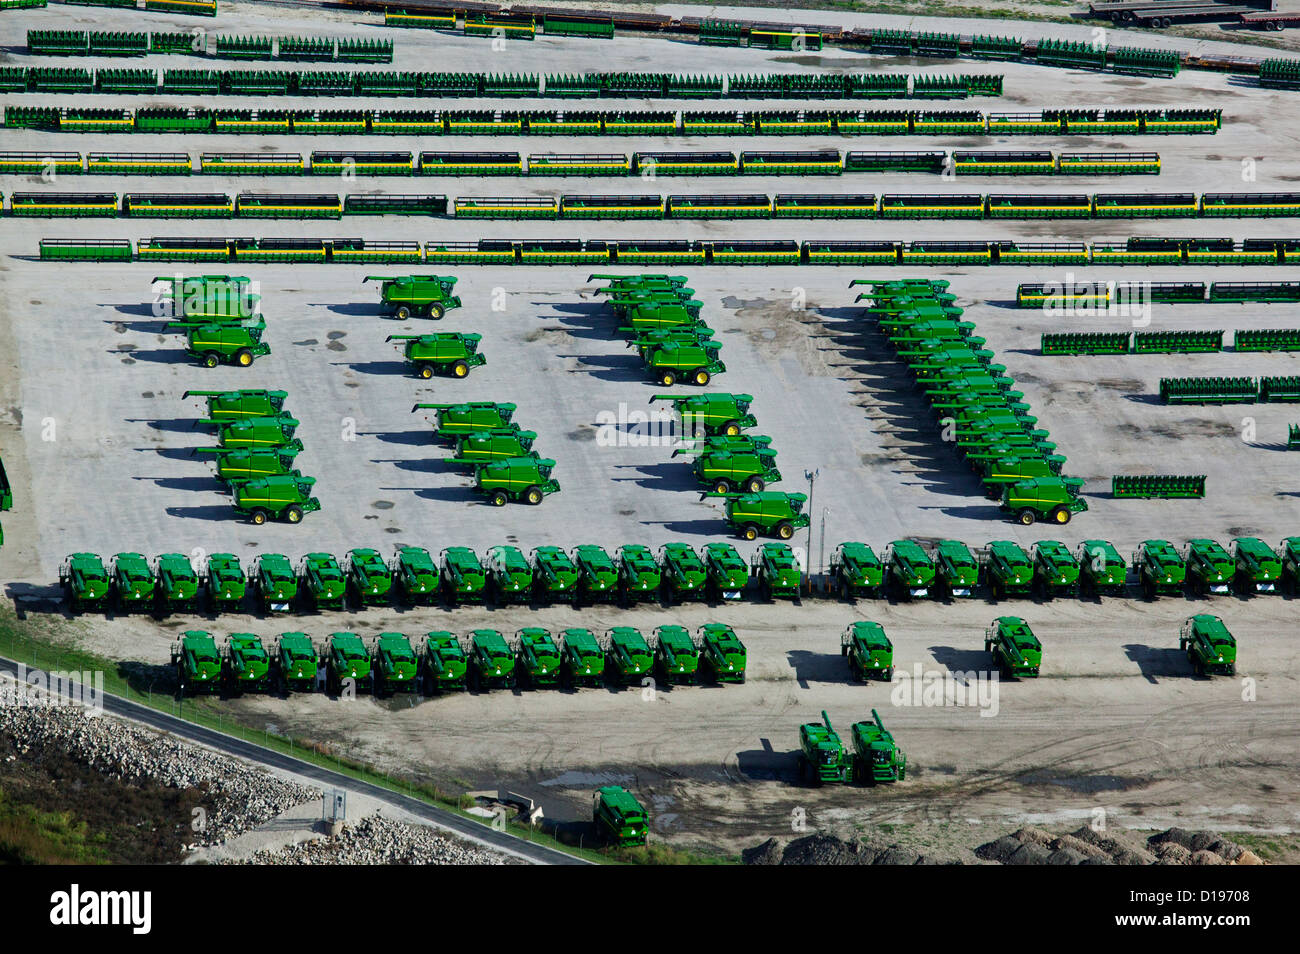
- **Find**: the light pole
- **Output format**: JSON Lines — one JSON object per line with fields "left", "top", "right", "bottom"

{"left": 820, "top": 507, "right": 830, "bottom": 588}
{"left": 803, "top": 468, "right": 819, "bottom": 594}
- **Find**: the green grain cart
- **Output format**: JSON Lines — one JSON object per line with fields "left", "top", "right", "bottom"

{"left": 842, "top": 621, "right": 894, "bottom": 681}
{"left": 1179, "top": 614, "right": 1236, "bottom": 677}
{"left": 985, "top": 616, "right": 1042, "bottom": 678}
{"left": 560, "top": 628, "right": 605, "bottom": 688}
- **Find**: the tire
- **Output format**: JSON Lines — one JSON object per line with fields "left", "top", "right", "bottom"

{"left": 452, "top": 360, "right": 469, "bottom": 378}
{"left": 490, "top": 490, "right": 509, "bottom": 507}
{"left": 418, "top": 363, "right": 434, "bottom": 380}
{"left": 1017, "top": 508, "right": 1036, "bottom": 526}
{"left": 723, "top": 422, "right": 741, "bottom": 436}
{"left": 427, "top": 303, "right": 445, "bottom": 320}
{"left": 250, "top": 509, "right": 268, "bottom": 526}
{"left": 776, "top": 522, "right": 794, "bottom": 540}
{"left": 1051, "top": 507, "right": 1071, "bottom": 525}
{"left": 395, "top": 305, "right": 413, "bottom": 321}
{"left": 713, "top": 479, "right": 731, "bottom": 495}
{"left": 693, "top": 369, "right": 710, "bottom": 386}
{"left": 659, "top": 370, "right": 676, "bottom": 387}
{"left": 202, "top": 352, "right": 220, "bottom": 369}
{"left": 235, "top": 348, "right": 253, "bottom": 367}
{"left": 525, "top": 486, "right": 544, "bottom": 505}
{"left": 744, "top": 476, "right": 764, "bottom": 493}
{"left": 742, "top": 524, "right": 759, "bottom": 541}
{"left": 284, "top": 505, "right": 303, "bottom": 524}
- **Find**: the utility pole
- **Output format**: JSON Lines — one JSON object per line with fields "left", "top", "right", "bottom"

{"left": 803, "top": 468, "right": 819, "bottom": 594}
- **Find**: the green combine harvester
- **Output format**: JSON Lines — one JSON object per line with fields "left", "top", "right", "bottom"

{"left": 1001, "top": 477, "right": 1088, "bottom": 525}
{"left": 829, "top": 542, "right": 884, "bottom": 600}
{"left": 1279, "top": 537, "right": 1300, "bottom": 595}
{"left": 1231, "top": 537, "right": 1281, "bottom": 594}
{"left": 797, "top": 710, "right": 852, "bottom": 785}
{"left": 690, "top": 445, "right": 781, "bottom": 495}
{"left": 698, "top": 622, "right": 746, "bottom": 683}
{"left": 194, "top": 446, "right": 301, "bottom": 484}
{"left": 1031, "top": 540, "right": 1080, "bottom": 599}
{"left": 850, "top": 709, "right": 908, "bottom": 785}
{"left": 1179, "top": 614, "right": 1236, "bottom": 677}
{"left": 423, "top": 632, "right": 469, "bottom": 693}
{"left": 205, "top": 413, "right": 301, "bottom": 452}
{"left": 275, "top": 633, "right": 318, "bottom": 692}
{"left": 985, "top": 616, "right": 1042, "bottom": 678}
{"left": 650, "top": 392, "right": 756, "bottom": 437}
{"left": 449, "top": 428, "right": 538, "bottom": 467}
{"left": 345, "top": 547, "right": 393, "bottom": 607}
{"left": 365, "top": 274, "right": 462, "bottom": 320}
{"left": 391, "top": 546, "right": 439, "bottom": 605}
{"left": 486, "top": 545, "right": 533, "bottom": 604}
{"left": 883, "top": 540, "right": 936, "bottom": 600}
{"left": 474, "top": 457, "right": 560, "bottom": 506}
{"left": 299, "top": 552, "right": 347, "bottom": 611}
{"left": 1076, "top": 539, "right": 1128, "bottom": 596}
{"left": 842, "top": 621, "right": 894, "bottom": 681}
{"left": 440, "top": 547, "right": 487, "bottom": 605}
{"left": 415, "top": 401, "right": 517, "bottom": 441}
{"left": 572, "top": 544, "right": 619, "bottom": 604}
{"left": 60, "top": 553, "right": 111, "bottom": 613}
{"left": 657, "top": 542, "right": 707, "bottom": 603}
{"left": 252, "top": 552, "right": 298, "bottom": 613}
{"left": 1135, "top": 539, "right": 1185, "bottom": 598}
{"left": 934, "top": 539, "right": 980, "bottom": 599}
{"left": 387, "top": 332, "right": 485, "bottom": 379}
{"left": 202, "top": 552, "right": 246, "bottom": 612}
{"left": 468, "top": 629, "right": 516, "bottom": 690}
{"left": 223, "top": 633, "right": 271, "bottom": 695}
{"left": 616, "top": 544, "right": 661, "bottom": 603}
{"left": 325, "top": 632, "right": 372, "bottom": 694}
{"left": 184, "top": 388, "right": 287, "bottom": 420}
{"left": 515, "top": 628, "right": 562, "bottom": 688}
{"left": 751, "top": 542, "right": 802, "bottom": 601}
{"left": 702, "top": 541, "right": 748, "bottom": 601}
{"left": 530, "top": 545, "right": 579, "bottom": 604}
{"left": 232, "top": 475, "right": 320, "bottom": 524}
{"left": 592, "top": 785, "right": 648, "bottom": 848}
{"left": 605, "top": 627, "right": 653, "bottom": 685}
{"left": 984, "top": 540, "right": 1034, "bottom": 600}
{"left": 560, "top": 628, "right": 605, "bottom": 688}
{"left": 710, "top": 490, "right": 809, "bottom": 540}
{"left": 652, "top": 625, "right": 700, "bottom": 685}
{"left": 173, "top": 631, "right": 222, "bottom": 698}
{"left": 153, "top": 552, "right": 200, "bottom": 615}
{"left": 111, "top": 551, "right": 155, "bottom": 613}
{"left": 373, "top": 633, "right": 419, "bottom": 696}
{"left": 1183, "top": 538, "right": 1235, "bottom": 596}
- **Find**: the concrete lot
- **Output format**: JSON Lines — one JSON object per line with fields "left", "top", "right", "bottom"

{"left": 1, "top": 3, "right": 1299, "bottom": 856}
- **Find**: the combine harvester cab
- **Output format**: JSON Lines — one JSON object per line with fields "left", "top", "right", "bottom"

{"left": 345, "top": 547, "right": 393, "bottom": 607}
{"left": 364, "top": 274, "right": 462, "bottom": 320}
{"left": 1231, "top": 537, "right": 1282, "bottom": 595}
{"left": 798, "top": 710, "right": 851, "bottom": 786}
{"left": 698, "top": 623, "right": 746, "bottom": 683}
{"left": 1031, "top": 540, "right": 1080, "bottom": 599}
{"left": 275, "top": 633, "right": 319, "bottom": 693}
{"left": 326, "top": 632, "right": 372, "bottom": 695}
{"left": 1183, "top": 538, "right": 1235, "bottom": 596}
{"left": 372, "top": 633, "right": 419, "bottom": 696}
{"left": 172, "top": 631, "right": 222, "bottom": 698}
{"left": 468, "top": 629, "right": 516, "bottom": 690}
{"left": 650, "top": 392, "right": 756, "bottom": 437}
{"left": 223, "top": 633, "right": 271, "bottom": 695}
{"left": 657, "top": 542, "right": 707, "bottom": 604}
{"left": 883, "top": 539, "right": 936, "bottom": 600}
{"left": 515, "top": 628, "right": 562, "bottom": 689}
{"left": 530, "top": 546, "right": 578, "bottom": 605}
{"left": 1179, "top": 614, "right": 1237, "bottom": 677}
{"left": 299, "top": 552, "right": 346, "bottom": 611}
{"left": 1135, "top": 539, "right": 1186, "bottom": 599}
{"left": 111, "top": 551, "right": 155, "bottom": 613}
{"left": 440, "top": 547, "right": 487, "bottom": 606}
{"left": 422, "top": 632, "right": 469, "bottom": 693}
{"left": 604, "top": 627, "right": 653, "bottom": 685}
{"left": 934, "top": 539, "right": 980, "bottom": 599}
{"left": 559, "top": 628, "right": 605, "bottom": 688}
{"left": 702, "top": 541, "right": 749, "bottom": 601}
{"left": 651, "top": 625, "right": 700, "bottom": 685}
{"left": 592, "top": 785, "right": 648, "bottom": 848}
{"left": 486, "top": 545, "right": 533, "bottom": 605}
{"left": 829, "top": 541, "right": 884, "bottom": 600}
{"left": 985, "top": 616, "right": 1042, "bottom": 678}
{"left": 751, "top": 542, "right": 803, "bottom": 602}
{"left": 573, "top": 544, "right": 619, "bottom": 605}
{"left": 60, "top": 552, "right": 111, "bottom": 613}
{"left": 842, "top": 621, "right": 894, "bottom": 681}
{"left": 252, "top": 553, "right": 298, "bottom": 613}
{"left": 1076, "top": 539, "right": 1128, "bottom": 596}
{"left": 616, "top": 544, "right": 661, "bottom": 603}
{"left": 850, "top": 709, "right": 908, "bottom": 785}
{"left": 391, "top": 546, "right": 438, "bottom": 605}
{"left": 386, "top": 332, "right": 485, "bottom": 379}
{"left": 202, "top": 552, "right": 246, "bottom": 612}
{"left": 232, "top": 475, "right": 320, "bottom": 525}
{"left": 984, "top": 541, "right": 1034, "bottom": 600}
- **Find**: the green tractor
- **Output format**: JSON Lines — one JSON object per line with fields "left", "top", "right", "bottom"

{"left": 797, "top": 710, "right": 851, "bottom": 786}
{"left": 1279, "top": 537, "right": 1300, "bottom": 595}
{"left": 1231, "top": 537, "right": 1281, "bottom": 595}
{"left": 391, "top": 546, "right": 439, "bottom": 605}
{"left": 184, "top": 388, "right": 288, "bottom": 421}
{"left": 449, "top": 428, "right": 537, "bottom": 468}
{"left": 616, "top": 544, "right": 661, "bottom": 604}
{"left": 530, "top": 546, "right": 579, "bottom": 605}
{"left": 111, "top": 552, "right": 155, "bottom": 613}
{"left": 372, "top": 633, "right": 419, "bottom": 696}
{"left": 387, "top": 333, "right": 486, "bottom": 379}
{"left": 1002, "top": 477, "right": 1087, "bottom": 526}
{"left": 515, "top": 628, "right": 562, "bottom": 689}
{"left": 414, "top": 401, "right": 517, "bottom": 442}
{"left": 573, "top": 544, "right": 619, "bottom": 605}
{"left": 702, "top": 541, "right": 749, "bottom": 601}
{"left": 850, "top": 709, "right": 908, "bottom": 785}
{"left": 651, "top": 625, "right": 700, "bottom": 685}
{"left": 60, "top": 553, "right": 111, "bottom": 614}
{"left": 1179, "top": 614, "right": 1236, "bottom": 677}
{"left": 486, "top": 545, "right": 533, "bottom": 605}
{"left": 173, "top": 631, "right": 222, "bottom": 698}
{"left": 1183, "top": 538, "right": 1234, "bottom": 596}
{"left": 364, "top": 274, "right": 462, "bottom": 320}
{"left": 345, "top": 548, "right": 393, "bottom": 607}
{"left": 691, "top": 446, "right": 780, "bottom": 495}
{"left": 474, "top": 457, "right": 560, "bottom": 506}
{"left": 604, "top": 627, "right": 654, "bottom": 685}
{"left": 275, "top": 633, "right": 319, "bottom": 693}
{"left": 440, "top": 547, "right": 487, "bottom": 606}
{"left": 698, "top": 622, "right": 746, "bottom": 684}
{"left": 934, "top": 539, "right": 980, "bottom": 599}
{"left": 202, "top": 553, "right": 246, "bottom": 612}
{"left": 829, "top": 542, "right": 884, "bottom": 600}
{"left": 325, "top": 632, "right": 372, "bottom": 695}
{"left": 883, "top": 540, "right": 935, "bottom": 601}
{"left": 984, "top": 541, "right": 1034, "bottom": 600}
{"left": 299, "top": 552, "right": 347, "bottom": 611}
{"left": 642, "top": 339, "right": 726, "bottom": 388}
{"left": 232, "top": 475, "right": 321, "bottom": 524}
{"left": 560, "top": 628, "right": 606, "bottom": 688}
{"left": 985, "top": 616, "right": 1042, "bottom": 678}
{"left": 751, "top": 542, "right": 803, "bottom": 601}
{"left": 1135, "top": 539, "right": 1186, "bottom": 599}
{"left": 468, "top": 630, "right": 515, "bottom": 691}
{"left": 592, "top": 785, "right": 648, "bottom": 848}
{"left": 710, "top": 491, "right": 809, "bottom": 541}
{"left": 154, "top": 553, "right": 200, "bottom": 615}
{"left": 657, "top": 542, "right": 707, "bottom": 604}
{"left": 650, "top": 392, "right": 756, "bottom": 438}
{"left": 842, "top": 621, "right": 894, "bottom": 682}
{"left": 205, "top": 414, "right": 302, "bottom": 453}
{"left": 178, "top": 322, "right": 272, "bottom": 368}
{"left": 1076, "top": 540, "right": 1127, "bottom": 596}
{"left": 223, "top": 633, "right": 271, "bottom": 695}
{"left": 422, "top": 632, "right": 468, "bottom": 693}
{"left": 193, "top": 446, "right": 301, "bottom": 484}
{"left": 252, "top": 553, "right": 298, "bottom": 613}
{"left": 1031, "top": 540, "right": 1080, "bottom": 599}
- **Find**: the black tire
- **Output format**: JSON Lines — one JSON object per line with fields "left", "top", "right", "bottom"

{"left": 250, "top": 508, "right": 268, "bottom": 526}
{"left": 284, "top": 505, "right": 303, "bottom": 524}
{"left": 235, "top": 348, "right": 253, "bottom": 367}
{"left": 693, "top": 369, "right": 710, "bottom": 386}
{"left": 723, "top": 422, "right": 741, "bottom": 436}
{"left": 418, "top": 363, "right": 434, "bottom": 380}
{"left": 427, "top": 303, "right": 444, "bottom": 320}
{"left": 395, "top": 305, "right": 413, "bottom": 321}
{"left": 490, "top": 489, "right": 509, "bottom": 507}
{"left": 659, "top": 370, "right": 677, "bottom": 387}
{"left": 1050, "top": 506, "right": 1071, "bottom": 526}
{"left": 452, "top": 360, "right": 470, "bottom": 378}
{"left": 776, "top": 521, "right": 794, "bottom": 540}
{"left": 202, "top": 352, "right": 220, "bottom": 369}
{"left": 744, "top": 476, "right": 764, "bottom": 493}
{"left": 525, "top": 486, "right": 544, "bottom": 505}
{"left": 713, "top": 479, "right": 731, "bottom": 495}
{"left": 742, "top": 524, "right": 759, "bottom": 541}
{"left": 1017, "top": 508, "right": 1036, "bottom": 526}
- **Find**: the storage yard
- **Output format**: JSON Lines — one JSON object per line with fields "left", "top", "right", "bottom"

{"left": 1, "top": 0, "right": 1299, "bottom": 865}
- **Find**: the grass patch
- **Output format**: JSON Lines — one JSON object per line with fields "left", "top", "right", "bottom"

{"left": 0, "top": 791, "right": 109, "bottom": 865}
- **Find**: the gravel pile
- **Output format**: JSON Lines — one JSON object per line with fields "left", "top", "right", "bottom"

{"left": 744, "top": 833, "right": 949, "bottom": 865}
{"left": 239, "top": 814, "right": 513, "bottom": 865}
{"left": 0, "top": 701, "right": 318, "bottom": 845}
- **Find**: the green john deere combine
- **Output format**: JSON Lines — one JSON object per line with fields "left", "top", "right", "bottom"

{"left": 60, "top": 552, "right": 111, "bottom": 613}
{"left": 798, "top": 710, "right": 851, "bottom": 785}
{"left": 275, "top": 632, "right": 318, "bottom": 692}
{"left": 985, "top": 616, "right": 1042, "bottom": 678}
{"left": 560, "top": 628, "right": 605, "bottom": 688}
{"left": 702, "top": 541, "right": 749, "bottom": 601}
{"left": 651, "top": 625, "right": 700, "bottom": 685}
{"left": 593, "top": 785, "right": 648, "bottom": 847}
{"left": 850, "top": 709, "right": 908, "bottom": 785}
{"left": 842, "top": 621, "right": 894, "bottom": 681}
{"left": 223, "top": 633, "right": 271, "bottom": 695}
{"left": 373, "top": 632, "right": 419, "bottom": 696}
{"left": 252, "top": 552, "right": 298, "bottom": 613}
{"left": 698, "top": 622, "right": 746, "bottom": 683}
{"left": 173, "top": 631, "right": 222, "bottom": 698}
{"left": 1179, "top": 614, "right": 1236, "bottom": 677}
{"left": 422, "top": 632, "right": 469, "bottom": 692}
{"left": 605, "top": 627, "right": 653, "bottom": 685}
{"left": 829, "top": 542, "right": 884, "bottom": 599}
{"left": 391, "top": 546, "right": 439, "bottom": 605}
{"left": 515, "top": 628, "right": 563, "bottom": 688}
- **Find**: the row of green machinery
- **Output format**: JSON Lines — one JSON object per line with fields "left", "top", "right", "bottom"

{"left": 169, "top": 623, "right": 746, "bottom": 696}
{"left": 412, "top": 401, "right": 561, "bottom": 506}
{"left": 855, "top": 277, "right": 1087, "bottom": 525}
{"left": 367, "top": 274, "right": 489, "bottom": 380}
{"left": 798, "top": 709, "right": 907, "bottom": 786}
{"left": 184, "top": 388, "right": 322, "bottom": 524}
{"left": 590, "top": 272, "right": 727, "bottom": 387}
{"left": 155, "top": 274, "right": 271, "bottom": 368}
